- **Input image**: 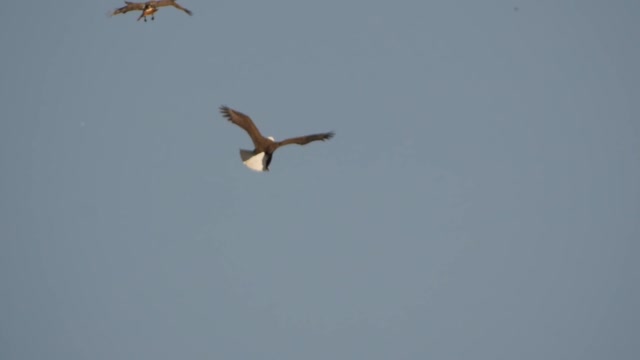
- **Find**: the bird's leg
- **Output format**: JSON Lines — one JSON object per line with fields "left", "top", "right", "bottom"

{"left": 152, "top": 15, "right": 154, "bottom": 21}
{"left": 144, "top": 16, "right": 147, "bottom": 22}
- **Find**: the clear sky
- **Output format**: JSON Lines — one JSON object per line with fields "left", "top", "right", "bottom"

{"left": 1, "top": 1, "right": 639, "bottom": 359}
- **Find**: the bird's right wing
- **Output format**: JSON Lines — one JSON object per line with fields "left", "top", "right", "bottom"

{"left": 277, "top": 132, "right": 335, "bottom": 147}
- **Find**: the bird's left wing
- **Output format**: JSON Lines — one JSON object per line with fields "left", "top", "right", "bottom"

{"left": 220, "top": 106, "right": 265, "bottom": 148}
{"left": 153, "top": 0, "right": 193, "bottom": 15}
{"left": 171, "top": 1, "right": 193, "bottom": 15}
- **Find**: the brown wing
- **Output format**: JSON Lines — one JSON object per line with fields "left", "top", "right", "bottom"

{"left": 171, "top": 1, "right": 193, "bottom": 15}
{"left": 219, "top": 106, "right": 265, "bottom": 147}
{"left": 277, "top": 132, "right": 335, "bottom": 148}
{"left": 153, "top": 0, "right": 193, "bottom": 15}
{"left": 111, "top": 1, "right": 146, "bottom": 16}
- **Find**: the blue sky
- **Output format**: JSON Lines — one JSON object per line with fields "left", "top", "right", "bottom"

{"left": 1, "top": 1, "right": 639, "bottom": 359}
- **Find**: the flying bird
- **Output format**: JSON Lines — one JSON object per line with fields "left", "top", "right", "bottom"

{"left": 110, "top": 1, "right": 193, "bottom": 21}
{"left": 220, "top": 106, "right": 335, "bottom": 172}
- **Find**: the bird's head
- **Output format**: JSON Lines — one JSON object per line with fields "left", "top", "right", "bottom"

{"left": 267, "top": 136, "right": 275, "bottom": 142}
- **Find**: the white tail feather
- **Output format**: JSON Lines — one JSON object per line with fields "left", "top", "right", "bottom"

{"left": 239, "top": 149, "right": 267, "bottom": 172}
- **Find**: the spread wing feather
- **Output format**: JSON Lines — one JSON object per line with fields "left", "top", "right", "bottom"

{"left": 219, "top": 106, "right": 265, "bottom": 148}
{"left": 111, "top": 2, "right": 145, "bottom": 16}
{"left": 170, "top": 1, "right": 193, "bottom": 15}
{"left": 152, "top": 0, "right": 193, "bottom": 15}
{"left": 277, "top": 132, "right": 335, "bottom": 147}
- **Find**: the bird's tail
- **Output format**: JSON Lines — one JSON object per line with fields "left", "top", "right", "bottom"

{"left": 239, "top": 150, "right": 267, "bottom": 172}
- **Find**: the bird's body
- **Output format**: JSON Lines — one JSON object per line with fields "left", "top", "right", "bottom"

{"left": 137, "top": 4, "right": 158, "bottom": 22}
{"left": 110, "top": 0, "right": 192, "bottom": 21}
{"left": 220, "top": 106, "right": 334, "bottom": 172}
{"left": 143, "top": 6, "right": 158, "bottom": 17}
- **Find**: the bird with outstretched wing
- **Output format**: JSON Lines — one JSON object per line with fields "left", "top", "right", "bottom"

{"left": 220, "top": 106, "right": 334, "bottom": 172}
{"left": 110, "top": 0, "right": 192, "bottom": 21}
